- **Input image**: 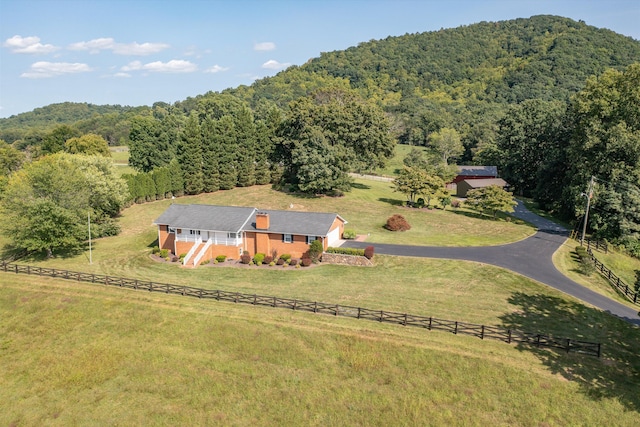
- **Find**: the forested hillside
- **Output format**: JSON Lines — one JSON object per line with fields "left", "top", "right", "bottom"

{"left": 1, "top": 15, "right": 640, "bottom": 257}
{"left": 229, "top": 15, "right": 640, "bottom": 152}
{"left": 0, "top": 102, "right": 148, "bottom": 145}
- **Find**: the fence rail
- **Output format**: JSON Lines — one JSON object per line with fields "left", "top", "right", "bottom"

{"left": 586, "top": 239, "right": 609, "bottom": 254}
{"left": 1, "top": 261, "right": 601, "bottom": 357}
{"left": 586, "top": 248, "right": 639, "bottom": 305}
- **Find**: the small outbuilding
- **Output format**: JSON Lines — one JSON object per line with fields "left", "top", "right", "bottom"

{"left": 452, "top": 166, "right": 498, "bottom": 184}
{"left": 456, "top": 178, "right": 509, "bottom": 197}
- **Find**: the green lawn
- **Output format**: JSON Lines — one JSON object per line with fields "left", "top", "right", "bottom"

{"left": 374, "top": 143, "right": 429, "bottom": 177}
{"left": 4, "top": 156, "right": 639, "bottom": 424}
{"left": 109, "top": 145, "right": 129, "bottom": 164}
{"left": 553, "top": 239, "right": 640, "bottom": 310}
{"left": 2, "top": 274, "right": 639, "bottom": 426}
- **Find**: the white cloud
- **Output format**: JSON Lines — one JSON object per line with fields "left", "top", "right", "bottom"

{"left": 112, "top": 72, "right": 132, "bottom": 78}
{"left": 254, "top": 41, "right": 276, "bottom": 51}
{"left": 113, "top": 42, "right": 170, "bottom": 55}
{"left": 21, "top": 61, "right": 93, "bottom": 78}
{"left": 68, "top": 38, "right": 169, "bottom": 55}
{"left": 121, "top": 59, "right": 197, "bottom": 73}
{"left": 68, "top": 38, "right": 116, "bottom": 54}
{"left": 262, "top": 59, "right": 291, "bottom": 70}
{"left": 3, "top": 35, "right": 58, "bottom": 54}
{"left": 204, "top": 64, "right": 229, "bottom": 74}
{"left": 121, "top": 61, "right": 143, "bottom": 71}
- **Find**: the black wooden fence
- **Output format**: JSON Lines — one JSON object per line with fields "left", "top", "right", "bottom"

{"left": 586, "top": 248, "right": 639, "bottom": 305}
{"left": 586, "top": 239, "right": 609, "bottom": 254}
{"left": 1, "top": 261, "right": 601, "bottom": 357}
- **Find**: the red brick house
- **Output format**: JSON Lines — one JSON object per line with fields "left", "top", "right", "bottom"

{"left": 154, "top": 204, "right": 347, "bottom": 267}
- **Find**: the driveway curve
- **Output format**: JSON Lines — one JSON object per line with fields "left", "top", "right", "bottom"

{"left": 342, "top": 201, "right": 640, "bottom": 326}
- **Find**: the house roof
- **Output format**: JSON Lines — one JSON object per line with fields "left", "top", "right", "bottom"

{"left": 457, "top": 165, "right": 498, "bottom": 177}
{"left": 153, "top": 204, "right": 256, "bottom": 232}
{"left": 243, "top": 210, "right": 344, "bottom": 236}
{"left": 154, "top": 204, "right": 346, "bottom": 236}
{"left": 461, "top": 178, "right": 508, "bottom": 188}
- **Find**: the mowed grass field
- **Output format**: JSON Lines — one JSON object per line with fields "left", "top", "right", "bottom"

{"left": 2, "top": 273, "right": 640, "bottom": 426}
{"left": 2, "top": 150, "right": 639, "bottom": 424}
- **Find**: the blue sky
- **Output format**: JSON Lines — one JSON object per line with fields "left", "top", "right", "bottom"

{"left": 1, "top": 0, "right": 638, "bottom": 118}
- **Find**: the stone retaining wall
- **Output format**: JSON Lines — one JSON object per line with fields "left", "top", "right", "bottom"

{"left": 322, "top": 252, "right": 373, "bottom": 266}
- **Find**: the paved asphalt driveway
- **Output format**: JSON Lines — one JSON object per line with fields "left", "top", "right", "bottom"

{"left": 342, "top": 201, "right": 640, "bottom": 326}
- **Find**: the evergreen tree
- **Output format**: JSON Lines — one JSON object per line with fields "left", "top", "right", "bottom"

{"left": 200, "top": 117, "right": 221, "bottom": 193}
{"left": 177, "top": 112, "right": 204, "bottom": 195}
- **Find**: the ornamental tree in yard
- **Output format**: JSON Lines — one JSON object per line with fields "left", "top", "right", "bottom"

{"left": 465, "top": 185, "right": 517, "bottom": 219}
{"left": 393, "top": 166, "right": 445, "bottom": 207}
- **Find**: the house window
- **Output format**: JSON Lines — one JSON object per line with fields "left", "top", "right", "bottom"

{"left": 227, "top": 232, "right": 237, "bottom": 239}
{"left": 283, "top": 234, "right": 293, "bottom": 243}
{"left": 306, "top": 236, "right": 317, "bottom": 244}
{"left": 189, "top": 230, "right": 200, "bottom": 235}
{"left": 168, "top": 227, "right": 176, "bottom": 234}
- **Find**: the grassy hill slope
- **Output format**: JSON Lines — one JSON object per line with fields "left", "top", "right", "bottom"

{"left": 2, "top": 273, "right": 639, "bottom": 425}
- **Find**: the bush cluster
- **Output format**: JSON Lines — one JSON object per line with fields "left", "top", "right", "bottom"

{"left": 280, "top": 254, "right": 292, "bottom": 262}
{"left": 575, "top": 246, "right": 595, "bottom": 276}
{"left": 326, "top": 247, "right": 365, "bottom": 256}
{"left": 215, "top": 254, "right": 227, "bottom": 263}
{"left": 364, "top": 246, "right": 374, "bottom": 259}
{"left": 342, "top": 229, "right": 357, "bottom": 239}
{"left": 241, "top": 251, "right": 252, "bottom": 264}
{"left": 253, "top": 253, "right": 265, "bottom": 265}
{"left": 385, "top": 214, "right": 411, "bottom": 231}
{"left": 301, "top": 257, "right": 312, "bottom": 267}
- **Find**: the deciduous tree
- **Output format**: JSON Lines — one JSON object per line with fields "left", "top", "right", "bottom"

{"left": 0, "top": 153, "right": 128, "bottom": 257}
{"left": 465, "top": 185, "right": 517, "bottom": 219}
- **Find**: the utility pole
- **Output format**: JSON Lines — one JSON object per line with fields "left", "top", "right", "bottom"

{"left": 88, "top": 212, "right": 92, "bottom": 264}
{"left": 581, "top": 176, "right": 595, "bottom": 246}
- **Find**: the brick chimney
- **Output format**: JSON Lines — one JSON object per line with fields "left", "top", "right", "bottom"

{"left": 256, "top": 212, "right": 270, "bottom": 230}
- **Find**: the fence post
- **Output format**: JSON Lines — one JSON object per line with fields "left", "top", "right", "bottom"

{"left": 428, "top": 317, "right": 432, "bottom": 330}
{"left": 507, "top": 330, "right": 512, "bottom": 344}
{"left": 454, "top": 321, "right": 458, "bottom": 334}
{"left": 357, "top": 307, "right": 361, "bottom": 319}
{"left": 403, "top": 313, "right": 407, "bottom": 326}
{"left": 379, "top": 311, "right": 383, "bottom": 322}
{"left": 481, "top": 325, "right": 485, "bottom": 340}
{"left": 566, "top": 338, "right": 571, "bottom": 353}
{"left": 335, "top": 305, "right": 339, "bottom": 316}
{"left": 597, "top": 343, "right": 601, "bottom": 358}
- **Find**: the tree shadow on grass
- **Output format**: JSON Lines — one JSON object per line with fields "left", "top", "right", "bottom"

{"left": 378, "top": 197, "right": 405, "bottom": 207}
{"left": 351, "top": 182, "right": 371, "bottom": 190}
{"left": 500, "top": 291, "right": 640, "bottom": 412}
